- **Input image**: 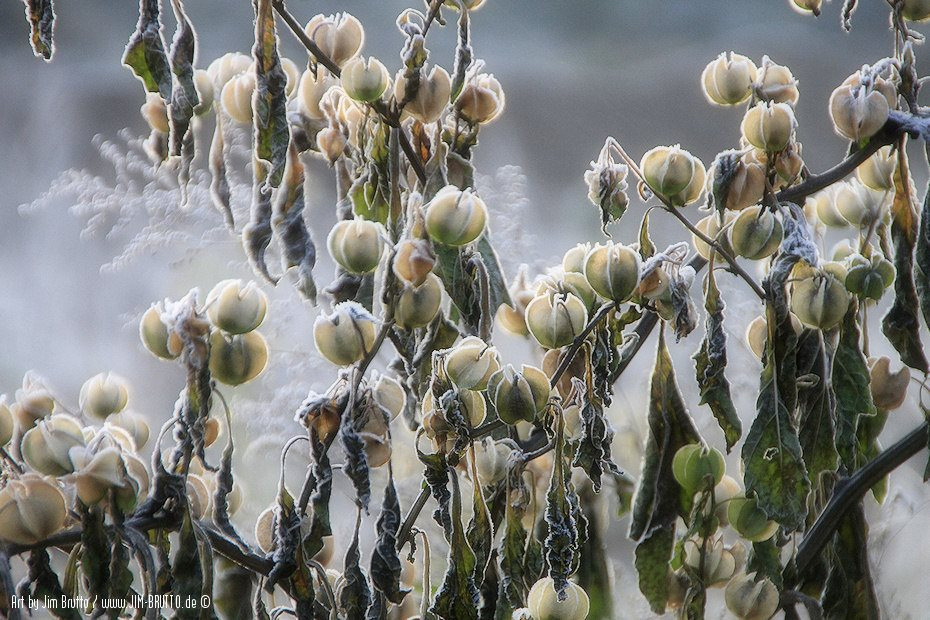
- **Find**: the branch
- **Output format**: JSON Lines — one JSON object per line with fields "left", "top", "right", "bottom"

{"left": 395, "top": 486, "right": 430, "bottom": 550}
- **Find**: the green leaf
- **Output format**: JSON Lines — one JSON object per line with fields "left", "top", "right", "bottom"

{"left": 747, "top": 538, "right": 783, "bottom": 590}
{"left": 466, "top": 454, "right": 494, "bottom": 581}
{"left": 122, "top": 0, "right": 172, "bottom": 99}
{"left": 251, "top": 0, "right": 289, "bottom": 187}
{"left": 821, "top": 504, "right": 879, "bottom": 619}
{"left": 693, "top": 258, "right": 742, "bottom": 451}
{"left": 172, "top": 511, "right": 203, "bottom": 619}
{"left": 634, "top": 528, "right": 674, "bottom": 614}
{"left": 429, "top": 468, "right": 479, "bottom": 620}
{"left": 434, "top": 236, "right": 512, "bottom": 335}
{"left": 796, "top": 330, "right": 839, "bottom": 490}
{"left": 370, "top": 470, "right": 410, "bottom": 604}
{"left": 832, "top": 302, "right": 876, "bottom": 470}
{"left": 882, "top": 150, "right": 929, "bottom": 372}
{"left": 23, "top": 0, "right": 55, "bottom": 60}
{"left": 21, "top": 550, "right": 80, "bottom": 620}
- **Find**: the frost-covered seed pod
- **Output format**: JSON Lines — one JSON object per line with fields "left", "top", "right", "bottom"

{"left": 701, "top": 52, "right": 758, "bottom": 106}
{"left": 728, "top": 206, "right": 783, "bottom": 260}
{"left": 139, "top": 305, "right": 182, "bottom": 361}
{"left": 316, "top": 126, "right": 347, "bottom": 164}
{"left": 0, "top": 474, "right": 67, "bottom": 545}
{"left": 903, "top": 0, "right": 930, "bottom": 21}
{"left": 692, "top": 212, "right": 735, "bottom": 260}
{"left": 640, "top": 145, "right": 699, "bottom": 200}
{"left": 456, "top": 73, "right": 505, "bottom": 124}
{"left": 371, "top": 372, "right": 406, "bottom": 420}
{"left": 683, "top": 537, "right": 736, "bottom": 587}
{"left": 206, "top": 279, "right": 268, "bottom": 334}
{"left": 221, "top": 72, "right": 256, "bottom": 124}
{"left": 834, "top": 180, "right": 887, "bottom": 228}
{"left": 392, "top": 238, "right": 436, "bottom": 286}
{"left": 725, "top": 572, "right": 780, "bottom": 620}
{"left": 487, "top": 364, "right": 550, "bottom": 425}
{"left": 805, "top": 184, "right": 848, "bottom": 228}
{"left": 791, "top": 0, "right": 822, "bottom": 14}
{"left": 856, "top": 145, "right": 896, "bottom": 191}
{"left": 789, "top": 265, "right": 850, "bottom": 330}
{"left": 71, "top": 446, "right": 128, "bottom": 506}
{"left": 527, "top": 578, "right": 590, "bottom": 620}
{"left": 829, "top": 82, "right": 890, "bottom": 142}
{"left": 395, "top": 273, "right": 443, "bottom": 329}
{"left": 141, "top": 93, "right": 169, "bottom": 133}
{"left": 672, "top": 443, "right": 725, "bottom": 494}
{"left": 755, "top": 57, "right": 799, "bottom": 105}
{"left": 304, "top": 13, "right": 365, "bottom": 68}
{"left": 444, "top": 336, "right": 501, "bottom": 391}
{"left": 395, "top": 65, "right": 452, "bottom": 124}
{"left": 207, "top": 52, "right": 251, "bottom": 90}
{"left": 108, "top": 411, "right": 150, "bottom": 451}
{"left": 21, "top": 414, "right": 85, "bottom": 475}
{"left": 0, "top": 400, "right": 13, "bottom": 447}
{"left": 422, "top": 388, "right": 487, "bottom": 428}
{"left": 424, "top": 185, "right": 488, "bottom": 246}
{"left": 341, "top": 57, "right": 390, "bottom": 103}
{"left": 313, "top": 302, "right": 378, "bottom": 366}
{"left": 208, "top": 331, "right": 269, "bottom": 386}
{"left": 562, "top": 243, "right": 592, "bottom": 274}
{"left": 298, "top": 70, "right": 338, "bottom": 119}
{"left": 727, "top": 497, "right": 779, "bottom": 542}
{"left": 472, "top": 438, "right": 513, "bottom": 485}
{"left": 869, "top": 356, "right": 910, "bottom": 411}
{"left": 583, "top": 242, "right": 642, "bottom": 302}
{"left": 193, "top": 69, "right": 214, "bottom": 116}
{"left": 79, "top": 372, "right": 129, "bottom": 419}
{"left": 844, "top": 253, "right": 895, "bottom": 301}
{"left": 525, "top": 291, "right": 588, "bottom": 349}
{"left": 741, "top": 101, "right": 795, "bottom": 153}
{"left": 327, "top": 219, "right": 385, "bottom": 274}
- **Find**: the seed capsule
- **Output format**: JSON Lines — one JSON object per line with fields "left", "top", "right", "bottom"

{"left": 392, "top": 238, "right": 436, "bottom": 286}
{"left": 791, "top": 0, "right": 822, "bottom": 14}
{"left": 725, "top": 572, "right": 780, "bottom": 620}
{"left": 422, "top": 388, "right": 487, "bottom": 429}
{"left": 830, "top": 82, "right": 890, "bottom": 142}
{"left": 672, "top": 443, "right": 725, "bottom": 494}
{"left": 395, "top": 273, "right": 443, "bottom": 329}
{"left": 341, "top": 56, "right": 390, "bottom": 103}
{"left": 741, "top": 101, "right": 795, "bottom": 153}
{"left": 754, "top": 57, "right": 799, "bottom": 106}
{"left": 424, "top": 185, "right": 488, "bottom": 247}
{"left": 487, "top": 364, "right": 550, "bottom": 425}
{"left": 844, "top": 252, "right": 895, "bottom": 301}
{"left": 207, "top": 52, "right": 251, "bottom": 90}
{"left": 108, "top": 411, "right": 150, "bottom": 451}
{"left": 583, "top": 242, "right": 642, "bottom": 302}
{"left": 371, "top": 372, "right": 406, "bottom": 421}
{"left": 683, "top": 537, "right": 737, "bottom": 587}
{"left": 327, "top": 219, "right": 385, "bottom": 274}
{"left": 710, "top": 155, "right": 766, "bottom": 211}
{"left": 525, "top": 291, "right": 588, "bottom": 349}
{"left": 304, "top": 13, "right": 365, "bottom": 68}
{"left": 869, "top": 356, "right": 910, "bottom": 410}
{"left": 298, "top": 69, "right": 338, "bottom": 119}
{"left": 206, "top": 279, "right": 268, "bottom": 334}
{"left": 444, "top": 336, "right": 501, "bottom": 391}
{"left": 727, "top": 497, "right": 779, "bottom": 542}
{"left": 0, "top": 400, "right": 13, "bottom": 447}
{"left": 472, "top": 438, "right": 513, "bottom": 485}
{"left": 313, "top": 302, "right": 378, "bottom": 366}
{"left": 805, "top": 184, "right": 849, "bottom": 228}
{"left": 316, "top": 126, "right": 347, "bottom": 164}
{"left": 527, "top": 578, "right": 590, "bottom": 620}
{"left": 728, "top": 206, "right": 783, "bottom": 260}
{"left": 0, "top": 474, "right": 67, "bottom": 545}
{"left": 21, "top": 414, "right": 86, "bottom": 475}
{"left": 497, "top": 267, "right": 535, "bottom": 336}
{"left": 193, "top": 69, "right": 214, "bottom": 116}
{"left": 834, "top": 180, "right": 887, "bottom": 228}
{"left": 139, "top": 304, "right": 182, "bottom": 361}
{"left": 789, "top": 264, "right": 850, "bottom": 330}
{"left": 640, "top": 145, "right": 701, "bottom": 201}
{"left": 79, "top": 372, "right": 129, "bottom": 419}
{"left": 209, "top": 331, "right": 269, "bottom": 386}
{"left": 701, "top": 52, "right": 758, "bottom": 106}
{"left": 221, "top": 72, "right": 256, "bottom": 124}
{"left": 456, "top": 73, "right": 505, "bottom": 124}
{"left": 395, "top": 65, "right": 452, "bottom": 124}
{"left": 856, "top": 145, "right": 896, "bottom": 191}
{"left": 692, "top": 212, "right": 735, "bottom": 260}
{"left": 903, "top": 0, "right": 930, "bottom": 20}
{"left": 71, "top": 446, "right": 130, "bottom": 506}
{"left": 141, "top": 93, "right": 169, "bottom": 134}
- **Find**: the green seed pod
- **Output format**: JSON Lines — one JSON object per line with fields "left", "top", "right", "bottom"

{"left": 525, "top": 291, "right": 588, "bottom": 349}
{"left": 139, "top": 304, "right": 182, "bottom": 360}
{"left": 672, "top": 443, "right": 725, "bottom": 494}
{"left": 444, "top": 336, "right": 501, "bottom": 391}
{"left": 830, "top": 238, "right": 857, "bottom": 262}
{"left": 395, "top": 273, "right": 443, "bottom": 329}
{"left": 583, "top": 242, "right": 642, "bottom": 302}
{"left": 209, "top": 330, "right": 269, "bottom": 386}
{"left": 741, "top": 101, "right": 795, "bottom": 153}
{"left": 755, "top": 57, "right": 799, "bottom": 105}
{"left": 395, "top": 65, "right": 452, "bottom": 124}
{"left": 206, "top": 279, "right": 268, "bottom": 334}
{"left": 21, "top": 414, "right": 86, "bottom": 475}
{"left": 304, "top": 13, "right": 365, "bottom": 68}
{"left": 537, "top": 272, "right": 599, "bottom": 313}
{"left": 683, "top": 537, "right": 737, "bottom": 587}
{"left": 341, "top": 56, "right": 390, "bottom": 103}
{"left": 830, "top": 81, "right": 890, "bottom": 142}
{"left": 314, "top": 302, "right": 378, "bottom": 366}
{"left": 844, "top": 252, "right": 895, "bottom": 301}
{"left": 422, "top": 388, "right": 487, "bottom": 428}
{"left": 903, "top": 0, "right": 930, "bottom": 20}
{"left": 727, "top": 497, "right": 779, "bottom": 542}
{"left": 668, "top": 154, "right": 707, "bottom": 207}
{"left": 869, "top": 356, "right": 910, "bottom": 411}
{"left": 641, "top": 145, "right": 699, "bottom": 200}
{"left": 487, "top": 364, "right": 550, "bottom": 425}
{"left": 789, "top": 265, "right": 851, "bottom": 330}
{"left": 728, "top": 205, "right": 783, "bottom": 260}
{"left": 856, "top": 145, "right": 896, "bottom": 191}
{"left": 701, "top": 52, "right": 758, "bottom": 106}
{"left": 79, "top": 372, "right": 129, "bottom": 419}
{"left": 714, "top": 475, "right": 743, "bottom": 525}
{"left": 424, "top": 185, "right": 488, "bottom": 247}
{"left": 0, "top": 474, "right": 67, "bottom": 545}
{"left": 455, "top": 73, "right": 505, "bottom": 124}
{"left": 527, "top": 578, "right": 590, "bottom": 620}
{"left": 725, "top": 572, "right": 780, "bottom": 620}
{"left": 327, "top": 219, "right": 385, "bottom": 275}
{"left": 711, "top": 155, "right": 766, "bottom": 211}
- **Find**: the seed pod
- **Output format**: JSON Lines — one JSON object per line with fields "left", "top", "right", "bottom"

{"left": 830, "top": 239, "right": 858, "bottom": 262}
{"left": 746, "top": 142, "right": 804, "bottom": 188}
{"left": 542, "top": 348, "right": 586, "bottom": 399}
{"left": 187, "top": 474, "right": 211, "bottom": 520}
{"left": 209, "top": 330, "right": 269, "bottom": 386}
{"left": 123, "top": 452, "right": 150, "bottom": 506}
{"left": 341, "top": 56, "right": 390, "bottom": 103}
{"left": 741, "top": 101, "right": 795, "bottom": 153}
{"left": 537, "top": 272, "right": 598, "bottom": 313}
{"left": 395, "top": 65, "right": 452, "bottom": 124}
{"left": 140, "top": 304, "right": 182, "bottom": 360}
{"left": 304, "top": 13, "right": 365, "bottom": 68}
{"left": 79, "top": 372, "right": 129, "bottom": 420}
{"left": 728, "top": 206, "right": 783, "bottom": 260}
{"left": 424, "top": 185, "right": 488, "bottom": 247}
{"left": 527, "top": 578, "right": 590, "bottom": 620}
{"left": 829, "top": 82, "right": 890, "bottom": 142}
{"left": 107, "top": 410, "right": 150, "bottom": 451}
{"left": 805, "top": 184, "right": 849, "bottom": 228}
{"left": 844, "top": 253, "right": 895, "bottom": 301}
{"left": 834, "top": 180, "right": 887, "bottom": 228}
{"left": 316, "top": 126, "right": 347, "bottom": 164}
{"left": 392, "top": 238, "right": 436, "bottom": 286}
{"left": 712, "top": 156, "right": 766, "bottom": 211}
{"left": 745, "top": 316, "right": 767, "bottom": 360}
{"left": 360, "top": 408, "right": 391, "bottom": 468}
{"left": 206, "top": 279, "right": 268, "bottom": 334}
{"left": 141, "top": 93, "right": 169, "bottom": 133}
{"left": 444, "top": 0, "right": 486, "bottom": 9}
{"left": 280, "top": 58, "right": 300, "bottom": 98}
{"left": 71, "top": 446, "right": 129, "bottom": 506}
{"left": 584, "top": 160, "right": 630, "bottom": 218}
{"left": 444, "top": 336, "right": 501, "bottom": 391}
{"left": 727, "top": 497, "right": 779, "bottom": 542}
{"left": 203, "top": 417, "right": 221, "bottom": 447}
{"left": 701, "top": 52, "right": 758, "bottom": 106}
{"left": 668, "top": 154, "right": 707, "bottom": 207}
{"left": 683, "top": 537, "right": 737, "bottom": 587}
{"left": 789, "top": 265, "right": 850, "bottom": 330}
{"left": 843, "top": 67, "right": 898, "bottom": 109}
{"left": 640, "top": 145, "right": 700, "bottom": 200}
{"left": 314, "top": 302, "right": 378, "bottom": 366}
{"left": 456, "top": 73, "right": 505, "bottom": 124}
{"left": 422, "top": 388, "right": 487, "bottom": 429}
{"left": 396, "top": 273, "right": 443, "bottom": 329}
{"left": 692, "top": 212, "right": 735, "bottom": 260}
{"left": 21, "top": 414, "right": 85, "bottom": 475}
{"left": 0, "top": 400, "right": 13, "bottom": 447}
{"left": 487, "top": 364, "right": 550, "bottom": 425}
{"left": 562, "top": 243, "right": 592, "bottom": 274}
{"left": 791, "top": 0, "right": 822, "bottom": 14}
{"left": 903, "top": 0, "right": 930, "bottom": 20}
{"left": 327, "top": 219, "right": 385, "bottom": 274}
{"left": 714, "top": 475, "right": 742, "bottom": 525}
{"left": 869, "top": 356, "right": 910, "bottom": 410}
{"left": 193, "top": 69, "right": 214, "bottom": 116}
{"left": 525, "top": 291, "right": 588, "bottom": 349}
{"left": 207, "top": 52, "right": 251, "bottom": 90}
{"left": 497, "top": 267, "right": 535, "bottom": 336}
{"left": 371, "top": 372, "right": 406, "bottom": 420}
{"left": 754, "top": 57, "right": 799, "bottom": 106}
{"left": 856, "top": 145, "right": 896, "bottom": 191}
{"left": 220, "top": 72, "right": 256, "bottom": 124}
{"left": 583, "top": 242, "right": 642, "bottom": 302}
{"left": 298, "top": 69, "right": 338, "bottom": 120}
{"left": 472, "top": 438, "right": 513, "bottom": 485}
{"left": 672, "top": 443, "right": 725, "bottom": 494}
{"left": 0, "top": 474, "right": 67, "bottom": 545}
{"left": 725, "top": 572, "right": 780, "bottom": 620}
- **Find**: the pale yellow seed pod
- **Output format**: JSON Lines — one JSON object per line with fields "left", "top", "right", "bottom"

{"left": 640, "top": 145, "right": 697, "bottom": 198}
{"left": 869, "top": 356, "right": 910, "bottom": 410}
{"left": 805, "top": 184, "right": 848, "bottom": 228}
{"left": 207, "top": 52, "right": 251, "bottom": 90}
{"left": 313, "top": 302, "right": 378, "bottom": 366}
{"left": 255, "top": 505, "right": 276, "bottom": 553}
{"left": 829, "top": 83, "right": 890, "bottom": 142}
{"left": 221, "top": 72, "right": 256, "bottom": 124}
{"left": 719, "top": 156, "right": 766, "bottom": 211}
{"left": 745, "top": 316, "right": 767, "bottom": 360}
{"left": 141, "top": 93, "right": 169, "bottom": 134}
{"left": 487, "top": 364, "right": 551, "bottom": 425}
{"left": 834, "top": 180, "right": 887, "bottom": 228}
{"left": 392, "top": 238, "right": 436, "bottom": 286}
{"left": 0, "top": 399, "right": 13, "bottom": 447}
{"left": 741, "top": 101, "right": 795, "bottom": 153}
{"left": 527, "top": 578, "right": 590, "bottom": 620}
{"left": 72, "top": 446, "right": 128, "bottom": 506}
{"left": 831, "top": 238, "right": 858, "bottom": 262}
{"left": 422, "top": 388, "right": 487, "bottom": 429}
{"left": 206, "top": 279, "right": 268, "bottom": 335}
{"left": 298, "top": 70, "right": 338, "bottom": 120}
{"left": 583, "top": 242, "right": 642, "bottom": 302}
{"left": 12, "top": 380, "right": 56, "bottom": 430}
{"left": 107, "top": 411, "right": 150, "bottom": 451}
{"left": 456, "top": 73, "right": 505, "bottom": 124}
{"left": 472, "top": 438, "right": 513, "bottom": 485}
{"left": 755, "top": 57, "right": 799, "bottom": 106}
{"left": 444, "top": 0, "right": 487, "bottom": 9}
{"left": 725, "top": 572, "right": 780, "bottom": 620}
{"left": 395, "top": 65, "right": 452, "bottom": 124}
{"left": 843, "top": 68, "right": 898, "bottom": 109}
{"left": 856, "top": 145, "right": 896, "bottom": 191}
{"left": 327, "top": 219, "right": 385, "bottom": 274}
{"left": 729, "top": 206, "right": 783, "bottom": 260}
{"left": 791, "top": 0, "right": 822, "bottom": 14}
{"left": 424, "top": 185, "right": 488, "bottom": 246}
{"left": 316, "top": 126, "right": 347, "bottom": 164}
{"left": 0, "top": 474, "right": 67, "bottom": 545}
{"left": 525, "top": 291, "right": 588, "bottom": 349}
{"left": 21, "top": 414, "right": 85, "bottom": 475}
{"left": 713, "top": 475, "right": 742, "bottom": 525}
{"left": 341, "top": 56, "right": 390, "bottom": 103}
{"left": 193, "top": 69, "right": 215, "bottom": 116}
{"left": 904, "top": 0, "right": 930, "bottom": 20}
{"left": 209, "top": 331, "right": 269, "bottom": 386}
{"left": 692, "top": 212, "right": 735, "bottom": 260}
{"left": 683, "top": 537, "right": 737, "bottom": 587}
{"left": 124, "top": 452, "right": 150, "bottom": 505}
{"left": 667, "top": 154, "right": 706, "bottom": 207}
{"left": 140, "top": 304, "right": 182, "bottom": 360}
{"left": 280, "top": 58, "right": 300, "bottom": 98}
{"left": 444, "top": 335, "right": 501, "bottom": 391}
{"left": 304, "top": 13, "right": 365, "bottom": 68}
{"left": 562, "top": 243, "right": 592, "bottom": 274}
{"left": 79, "top": 372, "right": 129, "bottom": 419}
{"left": 497, "top": 268, "right": 535, "bottom": 336}
{"left": 396, "top": 273, "right": 443, "bottom": 330}
{"left": 360, "top": 409, "right": 391, "bottom": 468}
{"left": 187, "top": 474, "right": 211, "bottom": 520}
{"left": 371, "top": 372, "right": 406, "bottom": 421}
{"left": 701, "top": 52, "right": 758, "bottom": 106}
{"left": 204, "top": 417, "right": 221, "bottom": 448}
{"left": 789, "top": 265, "right": 851, "bottom": 330}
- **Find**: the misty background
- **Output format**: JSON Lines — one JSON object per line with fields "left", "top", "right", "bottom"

{"left": 2, "top": 0, "right": 930, "bottom": 616}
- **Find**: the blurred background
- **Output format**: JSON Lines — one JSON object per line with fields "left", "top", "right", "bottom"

{"left": 2, "top": 0, "right": 930, "bottom": 616}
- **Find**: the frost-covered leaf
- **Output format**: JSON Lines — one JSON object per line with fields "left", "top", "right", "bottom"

{"left": 466, "top": 453, "right": 494, "bottom": 580}
{"left": 80, "top": 505, "right": 111, "bottom": 613}
{"left": 251, "top": 0, "right": 289, "bottom": 187}
{"left": 370, "top": 471, "right": 410, "bottom": 604}
{"left": 634, "top": 528, "right": 674, "bottom": 614}
{"left": 23, "top": 0, "right": 55, "bottom": 60}
{"left": 209, "top": 110, "right": 235, "bottom": 229}
{"left": 544, "top": 420, "right": 579, "bottom": 596}
{"left": 242, "top": 165, "right": 278, "bottom": 284}
{"left": 172, "top": 511, "right": 203, "bottom": 619}
{"left": 832, "top": 303, "right": 876, "bottom": 470}
{"left": 576, "top": 485, "right": 614, "bottom": 620}
{"left": 434, "top": 235, "right": 512, "bottom": 334}
{"left": 167, "top": 0, "right": 198, "bottom": 166}
{"left": 301, "top": 419, "right": 333, "bottom": 559}
{"left": 340, "top": 399, "right": 372, "bottom": 511}
{"left": 573, "top": 348, "right": 622, "bottom": 491}
{"left": 341, "top": 514, "right": 373, "bottom": 618}
{"left": 796, "top": 330, "right": 839, "bottom": 489}
{"left": 122, "top": 0, "right": 172, "bottom": 100}
{"left": 267, "top": 487, "right": 299, "bottom": 590}
{"left": 747, "top": 538, "right": 783, "bottom": 590}
{"left": 273, "top": 145, "right": 318, "bottom": 303}
{"left": 18, "top": 550, "right": 79, "bottom": 620}
{"left": 429, "top": 468, "right": 479, "bottom": 620}
{"left": 821, "top": 504, "right": 879, "bottom": 618}
{"left": 498, "top": 465, "right": 532, "bottom": 612}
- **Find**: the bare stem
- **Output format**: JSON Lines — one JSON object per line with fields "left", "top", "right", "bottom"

{"left": 395, "top": 486, "right": 430, "bottom": 551}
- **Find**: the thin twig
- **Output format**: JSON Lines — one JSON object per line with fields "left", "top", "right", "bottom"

{"left": 395, "top": 486, "right": 430, "bottom": 550}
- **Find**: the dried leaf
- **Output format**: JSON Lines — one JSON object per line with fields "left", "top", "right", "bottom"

{"left": 273, "top": 146, "right": 318, "bottom": 303}
{"left": 545, "top": 420, "right": 578, "bottom": 597}
{"left": 243, "top": 164, "right": 278, "bottom": 284}
{"left": 340, "top": 512, "right": 373, "bottom": 618}
{"left": 122, "top": 0, "right": 172, "bottom": 100}
{"left": 370, "top": 470, "right": 410, "bottom": 604}
{"left": 209, "top": 110, "right": 235, "bottom": 229}
{"left": 466, "top": 451, "right": 494, "bottom": 580}
{"left": 18, "top": 550, "right": 79, "bottom": 620}
{"left": 429, "top": 468, "right": 479, "bottom": 619}
{"left": 172, "top": 511, "right": 203, "bottom": 619}
{"left": 23, "top": 0, "right": 55, "bottom": 60}
{"left": 340, "top": 400, "right": 372, "bottom": 511}
{"left": 434, "top": 236, "right": 511, "bottom": 334}
{"left": 167, "top": 0, "right": 198, "bottom": 165}
{"left": 252, "top": 0, "right": 289, "bottom": 187}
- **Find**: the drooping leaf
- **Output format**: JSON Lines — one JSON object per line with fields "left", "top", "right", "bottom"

{"left": 747, "top": 538, "right": 783, "bottom": 590}
{"left": 796, "top": 330, "right": 839, "bottom": 490}
{"left": 122, "top": 0, "right": 172, "bottom": 100}
{"left": 497, "top": 465, "right": 531, "bottom": 612}
{"left": 882, "top": 147, "right": 928, "bottom": 372}
{"left": 821, "top": 504, "right": 879, "bottom": 619}
{"left": 370, "top": 470, "right": 410, "bottom": 605}
{"left": 109, "top": 531, "right": 134, "bottom": 617}
{"left": 340, "top": 399, "right": 372, "bottom": 511}
{"left": 209, "top": 109, "right": 235, "bottom": 229}
{"left": 301, "top": 421, "right": 333, "bottom": 560}
{"left": 266, "top": 487, "right": 299, "bottom": 590}
{"left": 449, "top": 7, "right": 473, "bottom": 101}
{"left": 913, "top": 148, "right": 930, "bottom": 335}
{"left": 466, "top": 451, "right": 494, "bottom": 581}
{"left": 251, "top": 0, "right": 289, "bottom": 187}
{"left": 167, "top": 0, "right": 198, "bottom": 167}
{"left": 18, "top": 550, "right": 79, "bottom": 620}
{"left": 273, "top": 145, "right": 318, "bottom": 303}
{"left": 212, "top": 405, "right": 248, "bottom": 549}
{"left": 172, "top": 511, "right": 203, "bottom": 620}
{"left": 429, "top": 467, "right": 479, "bottom": 620}
{"left": 243, "top": 164, "right": 278, "bottom": 284}
{"left": 576, "top": 484, "right": 614, "bottom": 620}
{"left": 544, "top": 418, "right": 579, "bottom": 597}
{"left": 434, "top": 236, "right": 512, "bottom": 335}
{"left": 80, "top": 505, "right": 111, "bottom": 614}
{"left": 832, "top": 302, "right": 876, "bottom": 470}
{"left": 416, "top": 443, "right": 453, "bottom": 537}
{"left": 23, "top": 0, "right": 55, "bottom": 60}
{"left": 638, "top": 210, "right": 656, "bottom": 260}
{"left": 693, "top": 257, "right": 742, "bottom": 451}
{"left": 341, "top": 512, "right": 373, "bottom": 618}
{"left": 634, "top": 528, "right": 674, "bottom": 614}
